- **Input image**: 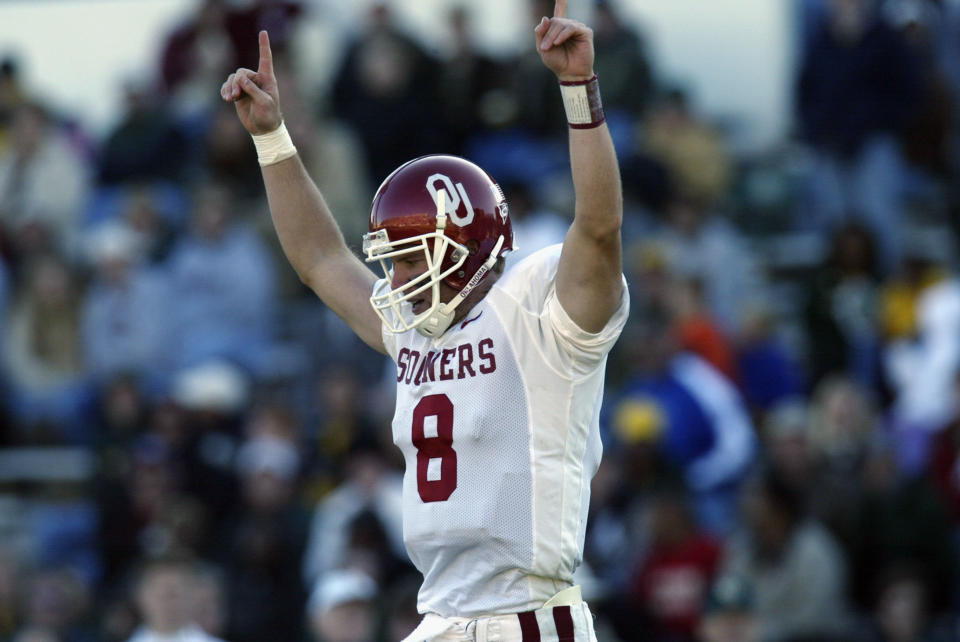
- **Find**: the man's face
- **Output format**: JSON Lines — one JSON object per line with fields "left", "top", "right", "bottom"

{"left": 137, "top": 567, "right": 191, "bottom": 633}
{"left": 390, "top": 252, "right": 456, "bottom": 315}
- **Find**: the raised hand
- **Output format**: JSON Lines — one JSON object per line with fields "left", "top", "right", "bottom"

{"left": 220, "top": 30, "right": 282, "bottom": 135}
{"left": 534, "top": 0, "right": 595, "bottom": 81}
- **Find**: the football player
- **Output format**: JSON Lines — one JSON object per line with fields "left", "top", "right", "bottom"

{"left": 221, "top": 1, "right": 627, "bottom": 639}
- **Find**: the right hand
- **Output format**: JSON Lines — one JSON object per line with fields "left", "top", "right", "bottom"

{"left": 534, "top": 0, "right": 595, "bottom": 82}
{"left": 220, "top": 30, "right": 282, "bottom": 134}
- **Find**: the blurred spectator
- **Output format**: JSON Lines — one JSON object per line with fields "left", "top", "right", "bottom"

{"left": 122, "top": 186, "right": 184, "bottom": 264}
{"left": 221, "top": 430, "right": 308, "bottom": 642}
{"left": 723, "top": 472, "right": 852, "bottom": 641}
{"left": 630, "top": 488, "right": 723, "bottom": 641}
{"left": 128, "top": 556, "right": 225, "bottom": 642}
{"left": 763, "top": 384, "right": 875, "bottom": 575}
{"left": 609, "top": 306, "right": 756, "bottom": 534}
{"left": 795, "top": 0, "right": 922, "bottom": 267}
{"left": 696, "top": 574, "right": 760, "bottom": 642}
{"left": 849, "top": 437, "right": 957, "bottom": 614}
{"left": 807, "top": 375, "right": 877, "bottom": 465}
{"left": 81, "top": 222, "right": 172, "bottom": 384}
{"left": 244, "top": 401, "right": 298, "bottom": 443}
{"left": 883, "top": 275, "right": 960, "bottom": 469}
{"left": 488, "top": 0, "right": 566, "bottom": 140}
{"left": 499, "top": 181, "right": 569, "bottom": 267}
{"left": 649, "top": 194, "right": 768, "bottom": 333}
{"left": 462, "top": 0, "right": 573, "bottom": 186}
{"left": 91, "top": 375, "right": 150, "bottom": 487}
{"left": 330, "top": 4, "right": 441, "bottom": 184}
{"left": 97, "top": 81, "right": 189, "bottom": 185}
{"left": 668, "top": 276, "right": 738, "bottom": 382}
{"left": 93, "top": 378, "right": 237, "bottom": 581}
{"left": 168, "top": 360, "right": 248, "bottom": 524}
{"left": 887, "top": 0, "right": 956, "bottom": 179}
{"left": 0, "top": 102, "right": 89, "bottom": 261}
{"left": 306, "top": 569, "right": 378, "bottom": 642}
{"left": 761, "top": 398, "right": 824, "bottom": 526}
{"left": 735, "top": 306, "right": 805, "bottom": 413}
{"left": 304, "top": 365, "right": 386, "bottom": 477}
{"left": 641, "top": 90, "right": 732, "bottom": 210}
{"left": 258, "top": 53, "right": 373, "bottom": 264}
{"left": 803, "top": 222, "right": 882, "bottom": 389}
{"left": 21, "top": 567, "right": 95, "bottom": 642}
{"left": 2, "top": 253, "right": 88, "bottom": 440}
{"left": 165, "top": 182, "right": 278, "bottom": 374}
{"left": 592, "top": 0, "right": 654, "bottom": 118}
{"left": 200, "top": 105, "right": 262, "bottom": 199}
{"left": 857, "top": 563, "right": 958, "bottom": 642}
{"left": 22, "top": 473, "right": 100, "bottom": 594}
{"left": 96, "top": 434, "right": 181, "bottom": 587}
{"left": 510, "top": 0, "right": 569, "bottom": 137}
{"left": 302, "top": 433, "right": 405, "bottom": 589}
{"left": 229, "top": 0, "right": 302, "bottom": 67}
{"left": 159, "top": 0, "right": 239, "bottom": 132}
{"left": 878, "top": 230, "right": 960, "bottom": 470}
{"left": 878, "top": 234, "right": 951, "bottom": 344}
{"left": 436, "top": 6, "right": 509, "bottom": 155}
{"left": 585, "top": 449, "right": 672, "bottom": 615}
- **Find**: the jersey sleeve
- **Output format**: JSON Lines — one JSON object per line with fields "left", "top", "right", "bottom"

{"left": 495, "top": 244, "right": 630, "bottom": 376}
{"left": 543, "top": 278, "right": 629, "bottom": 372}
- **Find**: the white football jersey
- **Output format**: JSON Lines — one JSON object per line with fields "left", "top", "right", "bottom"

{"left": 376, "top": 244, "right": 629, "bottom": 617}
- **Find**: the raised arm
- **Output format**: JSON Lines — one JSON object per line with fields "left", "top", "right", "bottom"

{"left": 535, "top": 1, "right": 624, "bottom": 333}
{"left": 221, "top": 31, "right": 385, "bottom": 354}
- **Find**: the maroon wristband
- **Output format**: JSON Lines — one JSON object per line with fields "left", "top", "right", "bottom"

{"left": 559, "top": 74, "right": 605, "bottom": 129}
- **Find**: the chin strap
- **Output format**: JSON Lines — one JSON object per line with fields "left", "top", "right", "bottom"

{"left": 416, "top": 234, "right": 505, "bottom": 338}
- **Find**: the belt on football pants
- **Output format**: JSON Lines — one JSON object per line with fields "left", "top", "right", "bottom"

{"left": 401, "top": 586, "right": 592, "bottom": 641}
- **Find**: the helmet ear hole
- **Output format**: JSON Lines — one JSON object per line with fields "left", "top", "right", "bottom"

{"left": 466, "top": 239, "right": 480, "bottom": 255}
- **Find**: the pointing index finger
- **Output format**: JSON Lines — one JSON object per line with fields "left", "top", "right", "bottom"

{"left": 554, "top": 0, "right": 567, "bottom": 19}
{"left": 258, "top": 30, "right": 273, "bottom": 77}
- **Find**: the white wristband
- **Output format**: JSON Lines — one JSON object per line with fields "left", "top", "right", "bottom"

{"left": 559, "top": 75, "right": 605, "bottom": 129}
{"left": 251, "top": 121, "right": 297, "bottom": 166}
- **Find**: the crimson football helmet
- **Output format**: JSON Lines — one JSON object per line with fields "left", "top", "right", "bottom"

{"left": 362, "top": 154, "right": 514, "bottom": 337}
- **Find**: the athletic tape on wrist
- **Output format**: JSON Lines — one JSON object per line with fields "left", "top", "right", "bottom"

{"left": 251, "top": 121, "right": 297, "bottom": 166}
{"left": 559, "top": 75, "right": 605, "bottom": 129}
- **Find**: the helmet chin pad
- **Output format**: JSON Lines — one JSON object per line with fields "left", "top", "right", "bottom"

{"left": 416, "top": 305, "right": 456, "bottom": 338}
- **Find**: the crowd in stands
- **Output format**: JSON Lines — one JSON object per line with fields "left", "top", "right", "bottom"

{"left": 3, "top": 0, "right": 960, "bottom": 640}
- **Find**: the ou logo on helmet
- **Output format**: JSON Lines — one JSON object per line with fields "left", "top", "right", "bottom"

{"left": 426, "top": 173, "right": 474, "bottom": 226}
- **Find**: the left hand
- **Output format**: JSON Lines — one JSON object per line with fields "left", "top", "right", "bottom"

{"left": 534, "top": 0, "right": 595, "bottom": 81}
